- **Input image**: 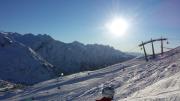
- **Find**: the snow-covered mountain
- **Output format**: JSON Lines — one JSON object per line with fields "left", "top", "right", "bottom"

{"left": 6, "top": 32, "right": 134, "bottom": 75}
{"left": 1, "top": 46, "right": 180, "bottom": 101}
{"left": 0, "top": 33, "right": 56, "bottom": 85}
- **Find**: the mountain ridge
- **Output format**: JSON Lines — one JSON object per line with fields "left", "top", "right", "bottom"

{"left": 6, "top": 32, "right": 134, "bottom": 75}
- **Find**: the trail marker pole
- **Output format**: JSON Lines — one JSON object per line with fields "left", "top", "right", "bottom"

{"left": 151, "top": 38, "right": 155, "bottom": 58}
{"left": 141, "top": 41, "right": 148, "bottom": 61}
{"left": 161, "top": 38, "right": 164, "bottom": 54}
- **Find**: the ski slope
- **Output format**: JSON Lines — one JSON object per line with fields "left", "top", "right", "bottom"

{"left": 1, "top": 47, "right": 180, "bottom": 101}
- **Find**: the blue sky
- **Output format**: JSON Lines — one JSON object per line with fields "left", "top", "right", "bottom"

{"left": 0, "top": 0, "right": 180, "bottom": 53}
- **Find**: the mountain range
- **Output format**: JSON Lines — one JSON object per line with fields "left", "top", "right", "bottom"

{"left": 6, "top": 32, "right": 134, "bottom": 74}
{"left": 0, "top": 32, "right": 134, "bottom": 84}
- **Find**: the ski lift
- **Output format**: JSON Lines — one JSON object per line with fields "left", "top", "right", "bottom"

{"left": 166, "top": 41, "right": 169, "bottom": 44}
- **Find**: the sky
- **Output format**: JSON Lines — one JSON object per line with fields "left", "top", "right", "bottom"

{"left": 0, "top": 0, "right": 180, "bottom": 53}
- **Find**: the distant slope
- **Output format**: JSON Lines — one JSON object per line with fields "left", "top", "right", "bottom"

{"left": 0, "top": 33, "right": 56, "bottom": 85}
{"left": 7, "top": 32, "right": 134, "bottom": 75}
{"left": 2, "top": 47, "right": 180, "bottom": 101}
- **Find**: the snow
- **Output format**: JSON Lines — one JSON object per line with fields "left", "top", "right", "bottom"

{"left": 122, "top": 72, "right": 180, "bottom": 101}
{"left": 0, "top": 80, "right": 14, "bottom": 92}
{"left": 0, "top": 46, "right": 179, "bottom": 101}
{"left": 1, "top": 32, "right": 180, "bottom": 101}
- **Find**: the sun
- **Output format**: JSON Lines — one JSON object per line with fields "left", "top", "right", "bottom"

{"left": 106, "top": 17, "right": 129, "bottom": 37}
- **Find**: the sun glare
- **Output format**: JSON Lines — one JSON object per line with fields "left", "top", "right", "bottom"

{"left": 106, "top": 17, "right": 129, "bottom": 37}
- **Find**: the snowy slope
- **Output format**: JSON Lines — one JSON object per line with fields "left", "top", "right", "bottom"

{"left": 122, "top": 71, "right": 180, "bottom": 101}
{"left": 7, "top": 32, "right": 134, "bottom": 75}
{"left": 0, "top": 33, "right": 56, "bottom": 85}
{"left": 1, "top": 46, "right": 180, "bottom": 101}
